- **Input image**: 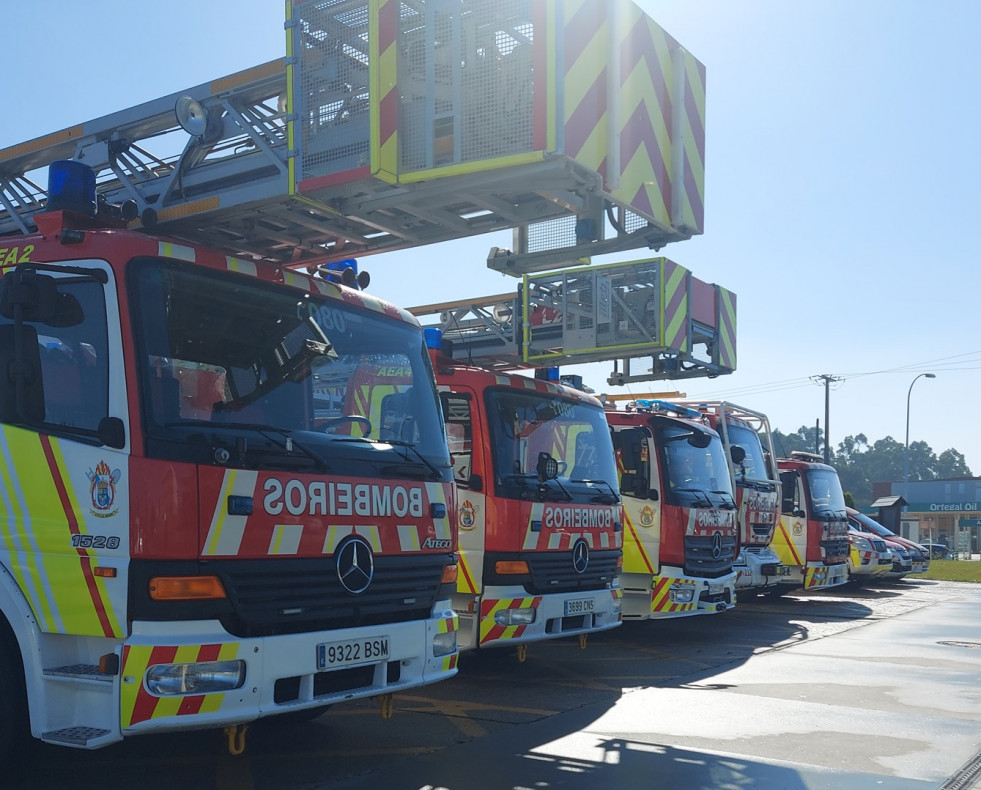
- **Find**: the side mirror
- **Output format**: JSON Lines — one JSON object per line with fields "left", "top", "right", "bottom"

{"left": 0, "top": 324, "right": 44, "bottom": 424}
{"left": 648, "top": 489, "right": 659, "bottom": 502}
{"left": 687, "top": 431, "right": 712, "bottom": 448}
{"left": 730, "top": 445, "right": 746, "bottom": 465}
{"left": 0, "top": 270, "right": 83, "bottom": 327}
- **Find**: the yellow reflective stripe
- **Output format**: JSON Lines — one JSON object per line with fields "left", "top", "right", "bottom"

{"left": 46, "top": 439, "right": 124, "bottom": 637}
{"left": 120, "top": 645, "right": 153, "bottom": 725}
{"left": 157, "top": 242, "right": 195, "bottom": 262}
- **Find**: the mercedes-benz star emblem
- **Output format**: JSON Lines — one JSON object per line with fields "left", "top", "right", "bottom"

{"left": 711, "top": 531, "right": 724, "bottom": 560}
{"left": 572, "top": 539, "right": 589, "bottom": 574}
{"left": 336, "top": 536, "right": 375, "bottom": 594}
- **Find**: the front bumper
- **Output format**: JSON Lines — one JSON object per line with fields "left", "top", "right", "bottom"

{"left": 119, "top": 604, "right": 459, "bottom": 736}
{"left": 734, "top": 545, "right": 784, "bottom": 589}
{"left": 474, "top": 585, "right": 623, "bottom": 648}
{"left": 621, "top": 569, "right": 737, "bottom": 620}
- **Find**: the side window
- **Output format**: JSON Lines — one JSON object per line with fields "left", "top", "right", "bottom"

{"left": 780, "top": 471, "right": 799, "bottom": 515}
{"left": 0, "top": 276, "right": 109, "bottom": 434}
{"left": 443, "top": 394, "right": 473, "bottom": 487}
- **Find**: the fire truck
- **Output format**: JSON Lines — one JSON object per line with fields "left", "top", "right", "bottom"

{"left": 0, "top": 0, "right": 721, "bottom": 749}
{"left": 772, "top": 452, "right": 850, "bottom": 591}
{"left": 665, "top": 401, "right": 784, "bottom": 591}
{"left": 605, "top": 400, "right": 737, "bottom": 619}
{"left": 431, "top": 345, "right": 623, "bottom": 657}
{"left": 0, "top": 162, "right": 460, "bottom": 755}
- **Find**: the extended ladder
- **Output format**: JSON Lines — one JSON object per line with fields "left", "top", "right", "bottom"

{"left": 0, "top": 0, "right": 706, "bottom": 273}
{"left": 409, "top": 257, "right": 736, "bottom": 383}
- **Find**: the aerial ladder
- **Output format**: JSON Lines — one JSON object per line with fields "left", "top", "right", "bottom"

{"left": 409, "top": 257, "right": 737, "bottom": 384}
{"left": 0, "top": 0, "right": 707, "bottom": 276}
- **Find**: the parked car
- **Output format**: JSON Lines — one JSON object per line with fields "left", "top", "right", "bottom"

{"left": 919, "top": 542, "right": 955, "bottom": 560}
{"left": 846, "top": 508, "right": 930, "bottom": 578}
{"left": 846, "top": 529, "right": 893, "bottom": 583}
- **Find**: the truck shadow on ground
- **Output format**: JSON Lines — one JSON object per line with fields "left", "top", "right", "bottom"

{"left": 4, "top": 593, "right": 884, "bottom": 790}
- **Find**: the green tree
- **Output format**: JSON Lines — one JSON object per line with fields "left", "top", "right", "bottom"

{"left": 772, "top": 425, "right": 823, "bottom": 458}
{"left": 772, "top": 429, "right": 973, "bottom": 509}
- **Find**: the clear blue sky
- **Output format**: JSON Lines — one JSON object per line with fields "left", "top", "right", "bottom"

{"left": 4, "top": 1, "right": 979, "bottom": 473}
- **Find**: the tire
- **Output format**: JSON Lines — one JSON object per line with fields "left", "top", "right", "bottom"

{"left": 0, "top": 624, "right": 29, "bottom": 761}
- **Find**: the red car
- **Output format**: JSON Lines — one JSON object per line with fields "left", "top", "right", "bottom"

{"left": 846, "top": 508, "right": 930, "bottom": 577}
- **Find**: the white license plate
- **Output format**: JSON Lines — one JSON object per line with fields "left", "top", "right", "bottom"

{"left": 564, "top": 597, "right": 594, "bottom": 616}
{"left": 317, "top": 636, "right": 390, "bottom": 670}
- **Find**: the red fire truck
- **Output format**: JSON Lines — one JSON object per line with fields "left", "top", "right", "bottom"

{"left": 0, "top": 162, "right": 459, "bottom": 755}
{"left": 772, "top": 452, "right": 850, "bottom": 591}
{"left": 433, "top": 346, "right": 623, "bottom": 659}
{"left": 667, "top": 402, "right": 784, "bottom": 591}
{"left": 606, "top": 400, "right": 738, "bottom": 619}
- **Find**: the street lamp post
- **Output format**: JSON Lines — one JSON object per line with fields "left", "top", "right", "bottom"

{"left": 904, "top": 373, "right": 936, "bottom": 504}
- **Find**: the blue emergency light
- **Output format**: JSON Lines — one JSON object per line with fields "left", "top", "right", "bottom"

{"left": 46, "top": 160, "right": 97, "bottom": 216}
{"left": 424, "top": 327, "right": 443, "bottom": 350}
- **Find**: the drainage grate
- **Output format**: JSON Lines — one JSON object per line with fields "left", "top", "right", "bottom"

{"left": 939, "top": 750, "right": 981, "bottom": 790}
{"left": 938, "top": 640, "right": 981, "bottom": 649}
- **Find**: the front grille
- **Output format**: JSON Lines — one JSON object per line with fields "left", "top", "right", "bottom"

{"left": 751, "top": 524, "right": 773, "bottom": 538}
{"left": 525, "top": 551, "right": 620, "bottom": 595}
{"left": 822, "top": 539, "right": 850, "bottom": 562}
{"left": 684, "top": 534, "right": 736, "bottom": 578}
{"left": 219, "top": 554, "right": 449, "bottom": 637}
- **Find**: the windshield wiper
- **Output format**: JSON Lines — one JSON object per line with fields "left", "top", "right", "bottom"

{"left": 712, "top": 490, "right": 737, "bottom": 509}
{"left": 379, "top": 439, "right": 443, "bottom": 479}
{"left": 571, "top": 478, "right": 620, "bottom": 504}
{"left": 674, "top": 487, "right": 714, "bottom": 507}
{"left": 164, "top": 420, "right": 330, "bottom": 471}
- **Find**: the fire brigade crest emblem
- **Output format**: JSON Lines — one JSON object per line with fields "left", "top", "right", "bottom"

{"left": 639, "top": 505, "right": 656, "bottom": 528}
{"left": 459, "top": 500, "right": 476, "bottom": 531}
{"left": 87, "top": 461, "right": 121, "bottom": 518}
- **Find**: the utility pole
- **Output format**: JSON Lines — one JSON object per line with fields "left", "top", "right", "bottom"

{"left": 811, "top": 374, "right": 842, "bottom": 464}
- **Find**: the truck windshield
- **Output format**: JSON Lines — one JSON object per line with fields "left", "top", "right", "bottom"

{"left": 132, "top": 258, "right": 449, "bottom": 476}
{"left": 654, "top": 420, "right": 734, "bottom": 509}
{"left": 726, "top": 422, "right": 770, "bottom": 482}
{"left": 805, "top": 469, "right": 847, "bottom": 517}
{"left": 486, "top": 388, "right": 619, "bottom": 502}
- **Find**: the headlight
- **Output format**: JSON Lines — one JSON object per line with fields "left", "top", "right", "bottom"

{"left": 494, "top": 607, "right": 536, "bottom": 626}
{"left": 852, "top": 536, "right": 872, "bottom": 551}
{"left": 146, "top": 660, "right": 245, "bottom": 695}
{"left": 668, "top": 584, "right": 695, "bottom": 603}
{"left": 432, "top": 631, "right": 457, "bottom": 658}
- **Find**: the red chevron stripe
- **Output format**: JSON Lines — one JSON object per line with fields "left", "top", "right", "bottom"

{"left": 565, "top": 71, "right": 606, "bottom": 160}
{"left": 621, "top": 20, "right": 671, "bottom": 119}
{"left": 128, "top": 645, "right": 179, "bottom": 725}
{"left": 683, "top": 151, "right": 704, "bottom": 230}
{"left": 685, "top": 64, "right": 707, "bottom": 164}
{"left": 621, "top": 102, "right": 670, "bottom": 216}
{"left": 564, "top": 2, "right": 606, "bottom": 67}
{"left": 39, "top": 436, "right": 116, "bottom": 637}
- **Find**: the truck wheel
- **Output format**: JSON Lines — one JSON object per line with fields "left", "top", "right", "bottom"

{"left": 0, "top": 630, "right": 29, "bottom": 760}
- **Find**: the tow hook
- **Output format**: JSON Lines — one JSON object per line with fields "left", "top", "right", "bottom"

{"left": 579, "top": 633, "right": 588, "bottom": 650}
{"left": 223, "top": 723, "right": 248, "bottom": 756}
{"left": 516, "top": 644, "right": 528, "bottom": 663}
{"left": 378, "top": 693, "right": 395, "bottom": 720}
